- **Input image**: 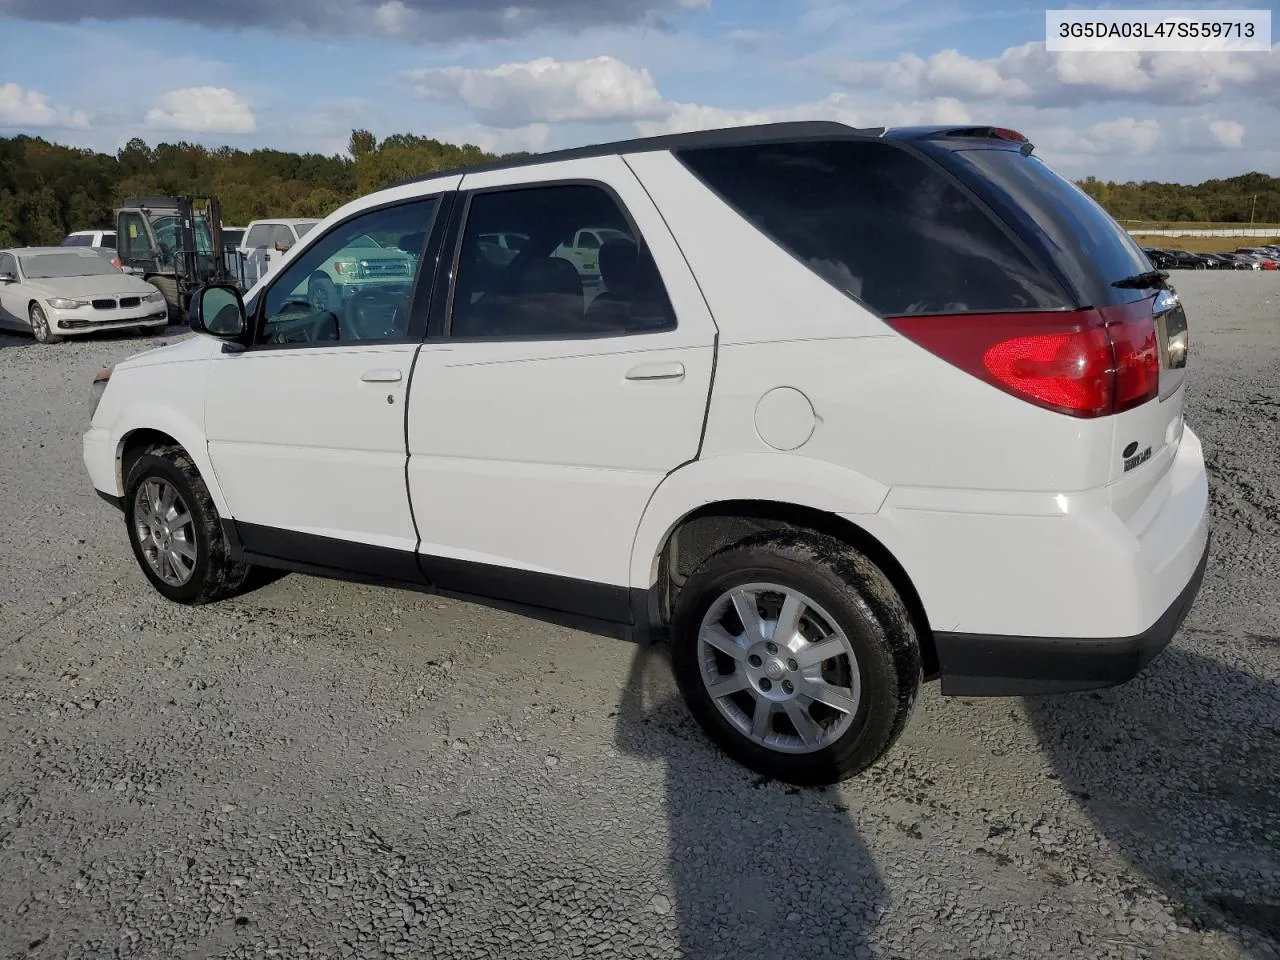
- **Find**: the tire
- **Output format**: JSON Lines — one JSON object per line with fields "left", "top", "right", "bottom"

{"left": 29, "top": 303, "right": 62, "bottom": 344}
{"left": 671, "top": 531, "right": 922, "bottom": 786}
{"left": 308, "top": 274, "right": 338, "bottom": 313}
{"left": 123, "top": 444, "right": 251, "bottom": 605}
{"left": 146, "top": 275, "right": 180, "bottom": 322}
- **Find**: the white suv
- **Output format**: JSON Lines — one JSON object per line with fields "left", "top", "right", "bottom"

{"left": 82, "top": 122, "right": 1210, "bottom": 785}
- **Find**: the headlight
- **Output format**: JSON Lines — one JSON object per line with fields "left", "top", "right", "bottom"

{"left": 332, "top": 260, "right": 364, "bottom": 279}
{"left": 48, "top": 297, "right": 86, "bottom": 310}
{"left": 143, "top": 291, "right": 165, "bottom": 304}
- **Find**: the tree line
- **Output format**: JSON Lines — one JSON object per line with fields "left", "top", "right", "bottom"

{"left": 0, "top": 129, "right": 1276, "bottom": 247}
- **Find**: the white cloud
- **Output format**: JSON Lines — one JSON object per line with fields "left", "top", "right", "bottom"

{"left": 1208, "top": 119, "right": 1246, "bottom": 149}
{"left": 1037, "top": 117, "right": 1162, "bottom": 156}
{"left": 637, "top": 92, "right": 971, "bottom": 137}
{"left": 145, "top": 87, "right": 256, "bottom": 134}
{"left": 830, "top": 42, "right": 1280, "bottom": 108}
{"left": 1177, "top": 116, "right": 1247, "bottom": 151}
{"left": 403, "top": 56, "right": 667, "bottom": 127}
{"left": 0, "top": 82, "right": 89, "bottom": 129}
{"left": 431, "top": 122, "right": 554, "bottom": 155}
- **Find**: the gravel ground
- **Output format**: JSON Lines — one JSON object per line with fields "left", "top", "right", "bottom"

{"left": 1, "top": 272, "right": 1277, "bottom": 960}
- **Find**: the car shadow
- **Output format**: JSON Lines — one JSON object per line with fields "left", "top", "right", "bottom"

{"left": 1025, "top": 643, "right": 1280, "bottom": 944}
{"left": 614, "top": 643, "right": 886, "bottom": 960}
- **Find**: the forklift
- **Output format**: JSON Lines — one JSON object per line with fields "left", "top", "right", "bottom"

{"left": 114, "top": 196, "right": 246, "bottom": 321}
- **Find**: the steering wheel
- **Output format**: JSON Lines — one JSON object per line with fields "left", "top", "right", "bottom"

{"left": 267, "top": 298, "right": 342, "bottom": 344}
{"left": 345, "top": 290, "right": 407, "bottom": 341}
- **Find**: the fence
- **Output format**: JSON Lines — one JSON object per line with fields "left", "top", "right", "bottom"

{"left": 1126, "top": 228, "right": 1280, "bottom": 238}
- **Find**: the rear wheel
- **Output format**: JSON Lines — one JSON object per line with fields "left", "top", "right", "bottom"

{"left": 123, "top": 445, "right": 251, "bottom": 604}
{"left": 671, "top": 531, "right": 922, "bottom": 786}
{"left": 29, "top": 303, "right": 62, "bottom": 344}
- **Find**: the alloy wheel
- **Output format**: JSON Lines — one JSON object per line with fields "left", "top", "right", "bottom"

{"left": 697, "top": 583, "right": 861, "bottom": 755}
{"left": 133, "top": 478, "right": 198, "bottom": 586}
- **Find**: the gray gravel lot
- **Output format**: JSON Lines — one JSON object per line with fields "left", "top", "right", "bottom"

{"left": 1, "top": 272, "right": 1277, "bottom": 960}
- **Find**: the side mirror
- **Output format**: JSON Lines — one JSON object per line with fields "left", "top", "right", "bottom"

{"left": 0, "top": 272, "right": 15, "bottom": 284}
{"left": 191, "top": 283, "right": 249, "bottom": 348}
{"left": 274, "top": 241, "right": 293, "bottom": 253}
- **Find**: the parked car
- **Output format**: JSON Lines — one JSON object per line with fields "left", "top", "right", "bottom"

{"left": 61, "top": 229, "right": 117, "bottom": 252}
{"left": 1203, "top": 253, "right": 1257, "bottom": 270}
{"left": 83, "top": 122, "right": 1208, "bottom": 785}
{"left": 1162, "top": 249, "right": 1217, "bottom": 269}
{"left": 0, "top": 247, "right": 168, "bottom": 343}
{"left": 239, "top": 218, "right": 322, "bottom": 286}
{"left": 221, "top": 227, "right": 246, "bottom": 250}
{"left": 1235, "top": 247, "right": 1280, "bottom": 269}
{"left": 1141, "top": 247, "right": 1176, "bottom": 270}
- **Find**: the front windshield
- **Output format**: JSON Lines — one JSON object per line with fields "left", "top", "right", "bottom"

{"left": 20, "top": 253, "right": 120, "bottom": 279}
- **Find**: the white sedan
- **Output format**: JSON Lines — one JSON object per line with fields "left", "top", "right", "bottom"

{"left": 0, "top": 247, "right": 169, "bottom": 344}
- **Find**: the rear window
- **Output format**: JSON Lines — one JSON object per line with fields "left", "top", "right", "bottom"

{"left": 296, "top": 222, "right": 317, "bottom": 237}
{"left": 677, "top": 139, "right": 1068, "bottom": 317}
{"left": 61, "top": 234, "right": 91, "bottom": 247}
{"left": 941, "top": 148, "right": 1153, "bottom": 306}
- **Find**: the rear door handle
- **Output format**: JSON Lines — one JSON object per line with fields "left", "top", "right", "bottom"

{"left": 361, "top": 369, "right": 403, "bottom": 383}
{"left": 625, "top": 362, "right": 685, "bottom": 382}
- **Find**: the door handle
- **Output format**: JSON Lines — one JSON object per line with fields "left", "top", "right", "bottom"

{"left": 625, "top": 362, "right": 685, "bottom": 382}
{"left": 361, "top": 369, "right": 403, "bottom": 383}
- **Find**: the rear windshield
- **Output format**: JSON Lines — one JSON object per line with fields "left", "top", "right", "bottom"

{"left": 677, "top": 139, "right": 1067, "bottom": 317}
{"left": 296, "top": 222, "right": 317, "bottom": 237}
{"left": 941, "top": 147, "right": 1153, "bottom": 306}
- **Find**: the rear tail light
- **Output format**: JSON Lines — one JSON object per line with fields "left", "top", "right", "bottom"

{"left": 888, "top": 302, "right": 1160, "bottom": 418}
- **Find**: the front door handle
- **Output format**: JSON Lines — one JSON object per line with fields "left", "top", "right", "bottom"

{"left": 361, "top": 369, "right": 403, "bottom": 383}
{"left": 625, "top": 362, "right": 685, "bottom": 382}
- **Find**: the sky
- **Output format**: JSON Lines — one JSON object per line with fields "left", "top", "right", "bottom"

{"left": 0, "top": 0, "right": 1277, "bottom": 183}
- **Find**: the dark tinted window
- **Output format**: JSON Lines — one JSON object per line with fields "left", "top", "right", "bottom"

{"left": 102, "top": 233, "right": 116, "bottom": 250}
{"left": 61, "top": 234, "right": 91, "bottom": 247}
{"left": 450, "top": 184, "right": 675, "bottom": 339}
{"left": 944, "top": 148, "right": 1153, "bottom": 306}
{"left": 678, "top": 139, "right": 1067, "bottom": 316}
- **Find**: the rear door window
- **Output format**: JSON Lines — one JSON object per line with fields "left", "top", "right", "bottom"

{"left": 677, "top": 139, "right": 1068, "bottom": 317}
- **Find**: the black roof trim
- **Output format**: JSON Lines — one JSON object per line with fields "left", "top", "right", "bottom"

{"left": 391, "top": 121, "right": 887, "bottom": 189}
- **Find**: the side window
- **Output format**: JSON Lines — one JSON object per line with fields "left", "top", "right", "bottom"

{"left": 245, "top": 225, "right": 272, "bottom": 249}
{"left": 0, "top": 253, "right": 15, "bottom": 276}
{"left": 257, "top": 198, "right": 439, "bottom": 347}
{"left": 578, "top": 231, "right": 600, "bottom": 250}
{"left": 678, "top": 140, "right": 1067, "bottom": 316}
{"left": 450, "top": 184, "right": 676, "bottom": 340}
{"left": 102, "top": 233, "right": 117, "bottom": 250}
{"left": 118, "top": 215, "right": 151, "bottom": 259}
{"left": 62, "top": 234, "right": 90, "bottom": 247}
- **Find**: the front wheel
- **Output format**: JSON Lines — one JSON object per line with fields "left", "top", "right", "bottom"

{"left": 671, "top": 532, "right": 922, "bottom": 786}
{"left": 29, "top": 303, "right": 62, "bottom": 344}
{"left": 124, "top": 445, "right": 251, "bottom": 604}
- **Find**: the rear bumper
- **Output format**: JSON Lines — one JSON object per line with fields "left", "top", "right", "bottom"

{"left": 934, "top": 532, "right": 1209, "bottom": 696}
